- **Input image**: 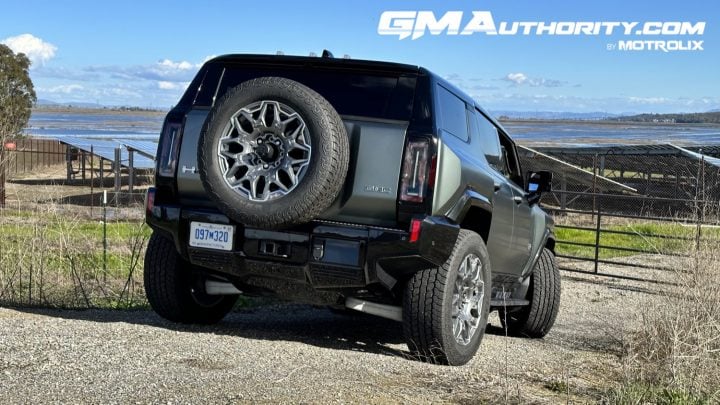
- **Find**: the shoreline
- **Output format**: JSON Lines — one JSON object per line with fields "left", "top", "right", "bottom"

{"left": 32, "top": 106, "right": 167, "bottom": 117}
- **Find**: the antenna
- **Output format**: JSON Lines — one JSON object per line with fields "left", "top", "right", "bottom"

{"left": 321, "top": 49, "right": 334, "bottom": 58}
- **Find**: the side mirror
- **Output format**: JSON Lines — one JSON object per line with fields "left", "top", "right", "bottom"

{"left": 525, "top": 171, "right": 552, "bottom": 204}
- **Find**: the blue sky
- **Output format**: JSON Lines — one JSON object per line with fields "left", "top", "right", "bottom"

{"left": 1, "top": 0, "right": 717, "bottom": 113}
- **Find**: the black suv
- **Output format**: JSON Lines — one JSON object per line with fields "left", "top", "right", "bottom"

{"left": 144, "top": 53, "right": 560, "bottom": 365}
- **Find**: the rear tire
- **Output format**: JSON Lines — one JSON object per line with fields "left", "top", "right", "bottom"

{"left": 144, "top": 232, "right": 238, "bottom": 324}
{"left": 402, "top": 230, "right": 492, "bottom": 366}
{"left": 499, "top": 248, "right": 560, "bottom": 338}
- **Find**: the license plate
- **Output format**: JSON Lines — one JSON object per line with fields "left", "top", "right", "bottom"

{"left": 189, "top": 222, "right": 234, "bottom": 251}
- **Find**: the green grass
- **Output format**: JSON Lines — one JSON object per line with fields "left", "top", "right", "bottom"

{"left": 0, "top": 211, "right": 150, "bottom": 308}
{"left": 605, "top": 383, "right": 712, "bottom": 404}
{"left": 555, "top": 222, "right": 720, "bottom": 259}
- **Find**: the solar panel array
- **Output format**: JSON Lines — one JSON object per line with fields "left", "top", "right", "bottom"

{"left": 518, "top": 145, "right": 637, "bottom": 193}
{"left": 53, "top": 136, "right": 157, "bottom": 170}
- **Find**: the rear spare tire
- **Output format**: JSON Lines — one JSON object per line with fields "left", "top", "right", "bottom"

{"left": 198, "top": 77, "right": 349, "bottom": 228}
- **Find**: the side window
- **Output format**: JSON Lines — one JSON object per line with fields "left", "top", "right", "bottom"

{"left": 497, "top": 132, "right": 524, "bottom": 187}
{"left": 472, "top": 110, "right": 504, "bottom": 172}
{"left": 436, "top": 86, "right": 468, "bottom": 141}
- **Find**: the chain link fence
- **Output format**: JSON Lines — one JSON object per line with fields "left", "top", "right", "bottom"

{"left": 520, "top": 145, "right": 720, "bottom": 282}
{"left": 0, "top": 144, "right": 151, "bottom": 308}
{"left": 1, "top": 142, "right": 720, "bottom": 307}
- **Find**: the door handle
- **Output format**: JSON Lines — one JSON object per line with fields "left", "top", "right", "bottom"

{"left": 493, "top": 183, "right": 501, "bottom": 192}
{"left": 513, "top": 196, "right": 523, "bottom": 204}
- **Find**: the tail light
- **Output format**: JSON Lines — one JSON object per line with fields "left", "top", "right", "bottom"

{"left": 400, "top": 139, "right": 431, "bottom": 203}
{"left": 157, "top": 122, "right": 182, "bottom": 177}
{"left": 409, "top": 218, "right": 422, "bottom": 243}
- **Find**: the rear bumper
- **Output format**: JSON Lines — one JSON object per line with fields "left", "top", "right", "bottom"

{"left": 147, "top": 204, "right": 458, "bottom": 290}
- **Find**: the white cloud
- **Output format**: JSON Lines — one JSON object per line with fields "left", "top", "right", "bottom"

{"left": 504, "top": 72, "right": 528, "bottom": 85}
{"left": 469, "top": 92, "right": 720, "bottom": 114}
{"left": 628, "top": 96, "right": 672, "bottom": 105}
{"left": 502, "top": 72, "right": 566, "bottom": 88}
{"left": 157, "top": 81, "right": 190, "bottom": 90}
{"left": 158, "top": 59, "right": 196, "bottom": 70}
{"left": 40, "top": 84, "right": 84, "bottom": 94}
{"left": 86, "top": 57, "right": 210, "bottom": 83}
{"left": 1, "top": 34, "right": 57, "bottom": 67}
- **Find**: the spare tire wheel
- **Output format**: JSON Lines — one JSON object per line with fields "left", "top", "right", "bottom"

{"left": 198, "top": 77, "right": 349, "bottom": 228}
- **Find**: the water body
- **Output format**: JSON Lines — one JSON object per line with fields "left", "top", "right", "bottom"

{"left": 503, "top": 121, "right": 720, "bottom": 146}
{"left": 28, "top": 110, "right": 164, "bottom": 140}
{"left": 27, "top": 110, "right": 720, "bottom": 146}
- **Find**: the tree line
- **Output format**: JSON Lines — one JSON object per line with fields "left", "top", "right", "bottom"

{"left": 607, "top": 112, "right": 720, "bottom": 124}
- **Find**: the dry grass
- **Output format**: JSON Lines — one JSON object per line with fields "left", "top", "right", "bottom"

{"left": 0, "top": 200, "right": 149, "bottom": 309}
{"left": 608, "top": 242, "right": 720, "bottom": 403}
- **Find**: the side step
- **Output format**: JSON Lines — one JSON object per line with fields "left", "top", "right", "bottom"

{"left": 345, "top": 297, "right": 402, "bottom": 322}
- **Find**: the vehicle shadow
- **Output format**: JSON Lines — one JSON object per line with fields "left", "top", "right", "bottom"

{"left": 10, "top": 304, "right": 418, "bottom": 360}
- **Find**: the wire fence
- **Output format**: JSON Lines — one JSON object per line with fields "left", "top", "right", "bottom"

{"left": 0, "top": 142, "right": 151, "bottom": 308}
{"left": 520, "top": 146, "right": 720, "bottom": 283}
{"left": 1, "top": 141, "right": 719, "bottom": 307}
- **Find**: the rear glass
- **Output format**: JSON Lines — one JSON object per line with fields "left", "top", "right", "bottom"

{"left": 198, "top": 65, "right": 416, "bottom": 121}
{"left": 436, "top": 85, "right": 469, "bottom": 141}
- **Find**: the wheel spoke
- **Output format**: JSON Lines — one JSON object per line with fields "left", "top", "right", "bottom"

{"left": 452, "top": 253, "right": 484, "bottom": 346}
{"left": 217, "top": 100, "right": 312, "bottom": 202}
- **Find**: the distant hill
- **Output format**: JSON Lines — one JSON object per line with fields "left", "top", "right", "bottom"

{"left": 36, "top": 99, "right": 104, "bottom": 109}
{"left": 492, "top": 110, "right": 620, "bottom": 120}
{"left": 608, "top": 111, "right": 720, "bottom": 124}
{"left": 34, "top": 99, "right": 166, "bottom": 112}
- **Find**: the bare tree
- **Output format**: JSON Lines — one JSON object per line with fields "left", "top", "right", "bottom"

{"left": 0, "top": 44, "right": 36, "bottom": 206}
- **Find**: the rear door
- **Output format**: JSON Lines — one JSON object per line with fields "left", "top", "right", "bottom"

{"left": 467, "top": 109, "right": 515, "bottom": 274}
{"left": 472, "top": 111, "right": 533, "bottom": 275}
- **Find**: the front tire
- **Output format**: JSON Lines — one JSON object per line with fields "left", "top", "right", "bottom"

{"left": 402, "top": 230, "right": 492, "bottom": 366}
{"left": 144, "top": 232, "right": 238, "bottom": 324}
{"left": 499, "top": 248, "right": 560, "bottom": 338}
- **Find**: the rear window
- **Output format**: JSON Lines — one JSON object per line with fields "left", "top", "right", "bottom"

{"left": 473, "top": 111, "right": 503, "bottom": 169}
{"left": 436, "top": 85, "right": 468, "bottom": 141}
{"left": 197, "top": 65, "right": 416, "bottom": 121}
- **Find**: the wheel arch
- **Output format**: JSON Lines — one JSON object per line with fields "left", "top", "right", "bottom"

{"left": 447, "top": 189, "right": 493, "bottom": 244}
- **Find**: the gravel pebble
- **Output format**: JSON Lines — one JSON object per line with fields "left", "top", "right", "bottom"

{"left": 0, "top": 268, "right": 659, "bottom": 404}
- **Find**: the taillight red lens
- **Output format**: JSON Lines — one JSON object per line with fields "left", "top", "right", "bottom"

{"left": 158, "top": 122, "right": 181, "bottom": 177}
{"left": 400, "top": 139, "right": 430, "bottom": 203}
{"left": 409, "top": 218, "right": 422, "bottom": 243}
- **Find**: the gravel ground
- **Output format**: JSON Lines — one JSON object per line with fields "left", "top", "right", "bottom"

{"left": 0, "top": 268, "right": 664, "bottom": 404}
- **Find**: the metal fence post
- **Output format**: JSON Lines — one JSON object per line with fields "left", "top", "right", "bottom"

{"left": 114, "top": 148, "right": 121, "bottom": 193}
{"left": 0, "top": 146, "right": 5, "bottom": 208}
{"left": 594, "top": 210, "right": 602, "bottom": 274}
{"left": 103, "top": 190, "right": 107, "bottom": 282}
{"left": 592, "top": 154, "right": 598, "bottom": 221}
{"left": 128, "top": 150, "right": 134, "bottom": 194}
{"left": 90, "top": 146, "right": 94, "bottom": 218}
{"left": 695, "top": 151, "right": 704, "bottom": 252}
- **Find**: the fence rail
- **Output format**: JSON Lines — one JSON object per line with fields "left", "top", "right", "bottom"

{"left": 547, "top": 189, "right": 717, "bottom": 283}
{"left": 3, "top": 138, "right": 67, "bottom": 175}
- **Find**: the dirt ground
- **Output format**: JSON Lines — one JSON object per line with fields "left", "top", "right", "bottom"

{"left": 0, "top": 163, "right": 671, "bottom": 403}
{"left": 3, "top": 163, "right": 149, "bottom": 219}
{"left": 0, "top": 266, "right": 662, "bottom": 404}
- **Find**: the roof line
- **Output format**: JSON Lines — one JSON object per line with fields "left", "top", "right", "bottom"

{"left": 518, "top": 145, "right": 638, "bottom": 193}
